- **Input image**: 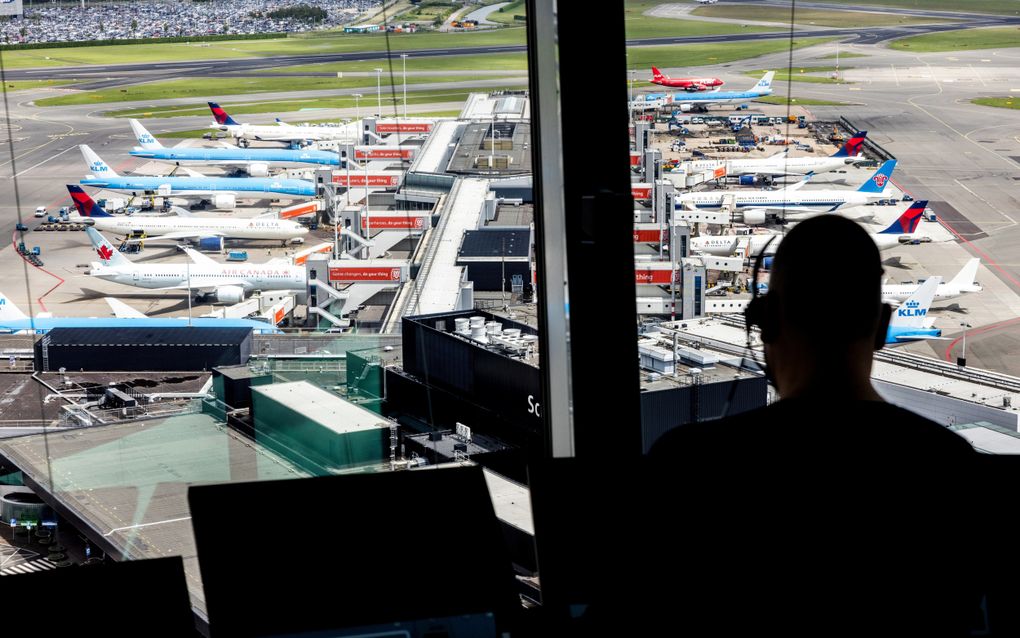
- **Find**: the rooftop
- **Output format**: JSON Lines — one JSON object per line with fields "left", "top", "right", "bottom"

{"left": 459, "top": 228, "right": 532, "bottom": 259}
{"left": 447, "top": 122, "right": 532, "bottom": 176}
{"left": 252, "top": 381, "right": 391, "bottom": 433}
{"left": 460, "top": 91, "right": 530, "bottom": 121}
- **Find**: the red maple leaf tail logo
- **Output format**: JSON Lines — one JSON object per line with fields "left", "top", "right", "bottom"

{"left": 97, "top": 245, "right": 114, "bottom": 261}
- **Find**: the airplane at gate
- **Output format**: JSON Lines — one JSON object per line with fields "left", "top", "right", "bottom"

{"left": 0, "top": 292, "right": 280, "bottom": 335}
{"left": 885, "top": 276, "right": 943, "bottom": 345}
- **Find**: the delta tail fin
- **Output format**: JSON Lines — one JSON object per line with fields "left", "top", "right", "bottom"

{"left": 80, "top": 145, "right": 118, "bottom": 177}
{"left": 751, "top": 71, "right": 775, "bottom": 94}
{"left": 831, "top": 131, "right": 867, "bottom": 158}
{"left": 947, "top": 258, "right": 982, "bottom": 293}
{"left": 86, "top": 227, "right": 134, "bottom": 269}
{"left": 0, "top": 292, "right": 29, "bottom": 322}
{"left": 877, "top": 200, "right": 926, "bottom": 234}
{"left": 129, "top": 119, "right": 163, "bottom": 150}
{"left": 856, "top": 159, "right": 897, "bottom": 194}
{"left": 208, "top": 102, "right": 240, "bottom": 127}
{"left": 67, "top": 185, "right": 113, "bottom": 218}
{"left": 890, "top": 275, "right": 941, "bottom": 329}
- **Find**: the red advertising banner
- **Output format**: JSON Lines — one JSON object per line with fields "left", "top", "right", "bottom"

{"left": 331, "top": 173, "right": 401, "bottom": 187}
{"left": 630, "top": 152, "right": 642, "bottom": 167}
{"left": 633, "top": 228, "right": 665, "bottom": 243}
{"left": 354, "top": 147, "right": 415, "bottom": 160}
{"left": 635, "top": 267, "right": 674, "bottom": 285}
{"left": 329, "top": 266, "right": 403, "bottom": 282}
{"left": 377, "top": 122, "right": 432, "bottom": 133}
{"left": 361, "top": 216, "right": 427, "bottom": 230}
{"left": 631, "top": 184, "right": 652, "bottom": 200}
{"left": 279, "top": 202, "right": 318, "bottom": 219}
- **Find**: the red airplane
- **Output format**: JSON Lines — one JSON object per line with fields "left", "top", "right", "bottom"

{"left": 650, "top": 67, "right": 724, "bottom": 91}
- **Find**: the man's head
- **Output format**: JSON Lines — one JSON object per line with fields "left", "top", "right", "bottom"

{"left": 745, "top": 215, "right": 893, "bottom": 397}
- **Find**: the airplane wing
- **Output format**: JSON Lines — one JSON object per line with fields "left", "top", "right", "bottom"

{"left": 123, "top": 230, "right": 226, "bottom": 243}
{"left": 181, "top": 167, "right": 207, "bottom": 178}
{"left": 780, "top": 172, "right": 815, "bottom": 192}
{"left": 104, "top": 297, "right": 147, "bottom": 319}
{"left": 216, "top": 141, "right": 236, "bottom": 149}
{"left": 182, "top": 247, "right": 221, "bottom": 266}
{"left": 157, "top": 279, "right": 248, "bottom": 293}
{"left": 893, "top": 334, "right": 950, "bottom": 342}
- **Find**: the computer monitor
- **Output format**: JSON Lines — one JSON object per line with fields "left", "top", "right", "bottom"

{"left": 0, "top": 555, "right": 195, "bottom": 636}
{"left": 189, "top": 466, "right": 519, "bottom": 638}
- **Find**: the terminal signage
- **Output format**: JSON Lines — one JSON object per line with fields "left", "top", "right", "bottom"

{"left": 631, "top": 184, "right": 652, "bottom": 200}
{"left": 329, "top": 266, "right": 404, "bottom": 282}
{"left": 633, "top": 228, "right": 666, "bottom": 243}
{"left": 377, "top": 122, "right": 432, "bottom": 133}
{"left": 361, "top": 216, "right": 427, "bottom": 230}
{"left": 354, "top": 147, "right": 415, "bottom": 160}
{"left": 331, "top": 174, "right": 401, "bottom": 187}
{"left": 630, "top": 152, "right": 642, "bottom": 167}
{"left": 635, "top": 266, "right": 674, "bottom": 285}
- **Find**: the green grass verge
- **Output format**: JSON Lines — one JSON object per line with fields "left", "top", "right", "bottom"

{"left": 972, "top": 97, "right": 1020, "bottom": 110}
{"left": 801, "top": 0, "right": 1020, "bottom": 15}
{"left": 623, "top": 0, "right": 774, "bottom": 38}
{"left": 0, "top": 79, "right": 75, "bottom": 91}
{"left": 691, "top": 5, "right": 956, "bottom": 27}
{"left": 626, "top": 37, "right": 836, "bottom": 83}
{"left": 158, "top": 109, "right": 464, "bottom": 138}
{"left": 890, "top": 26, "right": 1020, "bottom": 51}
{"left": 280, "top": 51, "right": 528, "bottom": 73}
{"left": 35, "top": 73, "right": 521, "bottom": 107}
{"left": 819, "top": 51, "right": 869, "bottom": 59}
{"left": 488, "top": 0, "right": 526, "bottom": 25}
{"left": 744, "top": 67, "right": 850, "bottom": 84}
{"left": 105, "top": 87, "right": 526, "bottom": 118}
{"left": 0, "top": 28, "right": 528, "bottom": 69}
{"left": 755, "top": 96, "right": 856, "bottom": 106}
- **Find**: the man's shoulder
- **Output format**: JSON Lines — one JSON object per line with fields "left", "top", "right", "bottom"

{"left": 648, "top": 399, "right": 975, "bottom": 459}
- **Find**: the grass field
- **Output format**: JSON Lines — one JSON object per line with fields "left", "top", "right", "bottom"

{"left": 106, "top": 86, "right": 526, "bottom": 118}
{"left": 691, "top": 5, "right": 956, "bottom": 27}
{"left": 623, "top": 0, "right": 773, "bottom": 38}
{"left": 890, "top": 27, "right": 1020, "bottom": 51}
{"left": 744, "top": 67, "right": 850, "bottom": 84}
{"left": 281, "top": 52, "right": 529, "bottom": 74}
{"left": 627, "top": 37, "right": 835, "bottom": 78}
{"left": 1, "top": 79, "right": 75, "bottom": 91}
{"left": 0, "top": 28, "right": 529, "bottom": 69}
{"left": 807, "top": 0, "right": 1020, "bottom": 15}
{"left": 35, "top": 73, "right": 520, "bottom": 107}
{"left": 820, "top": 52, "right": 869, "bottom": 59}
{"left": 488, "top": 0, "right": 526, "bottom": 25}
{"left": 755, "top": 96, "right": 857, "bottom": 106}
{"left": 158, "top": 109, "right": 464, "bottom": 138}
{"left": 972, "top": 97, "right": 1020, "bottom": 110}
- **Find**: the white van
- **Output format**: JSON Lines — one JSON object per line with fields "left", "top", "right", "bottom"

{"left": 34, "top": 206, "right": 46, "bottom": 218}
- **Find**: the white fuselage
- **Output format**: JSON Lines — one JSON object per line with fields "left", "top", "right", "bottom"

{"left": 686, "top": 155, "right": 854, "bottom": 176}
{"left": 83, "top": 215, "right": 307, "bottom": 241}
{"left": 882, "top": 282, "right": 975, "bottom": 304}
{"left": 220, "top": 123, "right": 358, "bottom": 143}
{"left": 691, "top": 231, "right": 901, "bottom": 257}
{"left": 90, "top": 262, "right": 307, "bottom": 292}
{"left": 677, "top": 188, "right": 881, "bottom": 212}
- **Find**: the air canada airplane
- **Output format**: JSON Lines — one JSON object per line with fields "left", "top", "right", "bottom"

{"left": 86, "top": 227, "right": 309, "bottom": 304}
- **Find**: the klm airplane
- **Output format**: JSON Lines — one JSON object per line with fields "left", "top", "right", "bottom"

{"left": 78, "top": 145, "right": 315, "bottom": 209}
{"left": 128, "top": 120, "right": 340, "bottom": 175}
{"left": 0, "top": 293, "right": 281, "bottom": 335}
{"left": 885, "top": 275, "right": 943, "bottom": 345}
{"left": 665, "top": 72, "right": 774, "bottom": 111}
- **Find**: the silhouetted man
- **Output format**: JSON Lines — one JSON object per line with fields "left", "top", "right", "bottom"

{"left": 632, "top": 215, "right": 983, "bottom": 636}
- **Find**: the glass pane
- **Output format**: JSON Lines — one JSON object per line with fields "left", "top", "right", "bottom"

{"left": 0, "top": 0, "right": 537, "bottom": 627}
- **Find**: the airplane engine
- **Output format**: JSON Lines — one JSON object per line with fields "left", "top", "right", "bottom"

{"left": 247, "top": 162, "right": 270, "bottom": 178}
{"left": 212, "top": 194, "right": 236, "bottom": 209}
{"left": 678, "top": 104, "right": 693, "bottom": 112}
{"left": 214, "top": 285, "right": 245, "bottom": 305}
{"left": 740, "top": 209, "right": 767, "bottom": 225}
